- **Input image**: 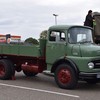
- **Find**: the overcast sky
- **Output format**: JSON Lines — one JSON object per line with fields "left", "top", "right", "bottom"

{"left": 0, "top": 0, "right": 100, "bottom": 40}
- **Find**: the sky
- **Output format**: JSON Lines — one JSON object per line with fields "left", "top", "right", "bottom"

{"left": 0, "top": 0, "right": 100, "bottom": 40}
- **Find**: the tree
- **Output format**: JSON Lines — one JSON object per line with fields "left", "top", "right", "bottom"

{"left": 40, "top": 30, "right": 47, "bottom": 39}
{"left": 24, "top": 37, "right": 39, "bottom": 45}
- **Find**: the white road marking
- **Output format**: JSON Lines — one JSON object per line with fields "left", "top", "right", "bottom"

{"left": 0, "top": 83, "right": 79, "bottom": 98}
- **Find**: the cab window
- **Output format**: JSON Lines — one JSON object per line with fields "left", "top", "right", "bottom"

{"left": 49, "top": 31, "right": 65, "bottom": 42}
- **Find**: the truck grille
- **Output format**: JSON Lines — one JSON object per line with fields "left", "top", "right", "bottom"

{"left": 93, "top": 60, "right": 100, "bottom": 69}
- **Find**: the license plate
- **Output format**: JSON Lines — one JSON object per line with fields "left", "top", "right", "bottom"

{"left": 97, "top": 74, "right": 100, "bottom": 78}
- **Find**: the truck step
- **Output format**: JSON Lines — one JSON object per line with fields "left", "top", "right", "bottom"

{"left": 43, "top": 70, "right": 54, "bottom": 77}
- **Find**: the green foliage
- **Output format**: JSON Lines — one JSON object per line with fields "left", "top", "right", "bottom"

{"left": 25, "top": 30, "right": 47, "bottom": 45}
{"left": 24, "top": 37, "right": 39, "bottom": 45}
{"left": 40, "top": 30, "right": 47, "bottom": 39}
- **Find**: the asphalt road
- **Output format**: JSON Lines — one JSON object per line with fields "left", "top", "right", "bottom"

{"left": 0, "top": 71, "right": 100, "bottom": 100}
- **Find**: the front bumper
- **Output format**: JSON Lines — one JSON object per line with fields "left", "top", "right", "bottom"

{"left": 79, "top": 72, "right": 100, "bottom": 80}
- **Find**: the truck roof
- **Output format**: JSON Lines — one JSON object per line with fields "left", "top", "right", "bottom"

{"left": 49, "top": 25, "right": 91, "bottom": 30}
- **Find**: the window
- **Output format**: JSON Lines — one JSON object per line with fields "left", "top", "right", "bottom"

{"left": 77, "top": 34, "right": 86, "bottom": 42}
{"left": 49, "top": 31, "right": 65, "bottom": 42}
{"left": 68, "top": 27, "right": 93, "bottom": 44}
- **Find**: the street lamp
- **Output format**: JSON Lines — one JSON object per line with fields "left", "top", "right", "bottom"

{"left": 53, "top": 14, "right": 58, "bottom": 25}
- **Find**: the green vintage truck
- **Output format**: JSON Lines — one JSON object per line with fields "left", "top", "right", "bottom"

{"left": 0, "top": 25, "right": 100, "bottom": 89}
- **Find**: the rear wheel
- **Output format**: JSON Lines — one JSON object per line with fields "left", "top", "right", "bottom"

{"left": 0, "top": 59, "right": 15, "bottom": 80}
{"left": 23, "top": 70, "right": 38, "bottom": 77}
{"left": 55, "top": 63, "right": 78, "bottom": 89}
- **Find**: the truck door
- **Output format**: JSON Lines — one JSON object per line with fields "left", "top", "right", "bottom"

{"left": 46, "top": 31, "right": 66, "bottom": 65}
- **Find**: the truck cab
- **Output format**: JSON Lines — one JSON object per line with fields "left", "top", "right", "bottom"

{"left": 46, "top": 25, "right": 100, "bottom": 89}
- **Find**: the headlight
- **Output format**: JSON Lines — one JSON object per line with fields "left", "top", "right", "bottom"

{"left": 88, "top": 62, "right": 94, "bottom": 69}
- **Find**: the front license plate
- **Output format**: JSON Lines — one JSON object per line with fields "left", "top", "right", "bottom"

{"left": 97, "top": 74, "right": 100, "bottom": 78}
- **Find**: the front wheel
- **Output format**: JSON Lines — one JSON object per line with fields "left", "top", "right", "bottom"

{"left": 54, "top": 63, "right": 78, "bottom": 89}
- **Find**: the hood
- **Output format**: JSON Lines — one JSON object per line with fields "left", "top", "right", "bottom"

{"left": 80, "top": 44, "right": 100, "bottom": 57}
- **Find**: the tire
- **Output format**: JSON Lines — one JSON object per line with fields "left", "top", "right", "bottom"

{"left": 85, "top": 79, "right": 99, "bottom": 84}
{"left": 23, "top": 70, "right": 38, "bottom": 77}
{"left": 8, "top": 60, "right": 15, "bottom": 76}
{"left": 54, "top": 63, "right": 78, "bottom": 89}
{"left": 0, "top": 59, "right": 15, "bottom": 80}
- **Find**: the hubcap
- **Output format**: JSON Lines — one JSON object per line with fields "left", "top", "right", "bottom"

{"left": 58, "top": 68, "right": 71, "bottom": 84}
{"left": 0, "top": 64, "right": 5, "bottom": 76}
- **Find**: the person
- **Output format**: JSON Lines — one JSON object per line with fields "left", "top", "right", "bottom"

{"left": 84, "top": 10, "right": 93, "bottom": 28}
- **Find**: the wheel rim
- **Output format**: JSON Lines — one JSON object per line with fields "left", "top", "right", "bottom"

{"left": 58, "top": 68, "right": 71, "bottom": 84}
{"left": 0, "top": 64, "right": 5, "bottom": 76}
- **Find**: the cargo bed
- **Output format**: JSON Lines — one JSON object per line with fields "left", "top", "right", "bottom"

{"left": 0, "top": 43, "right": 40, "bottom": 57}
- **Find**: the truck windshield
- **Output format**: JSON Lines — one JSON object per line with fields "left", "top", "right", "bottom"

{"left": 68, "top": 27, "right": 93, "bottom": 44}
